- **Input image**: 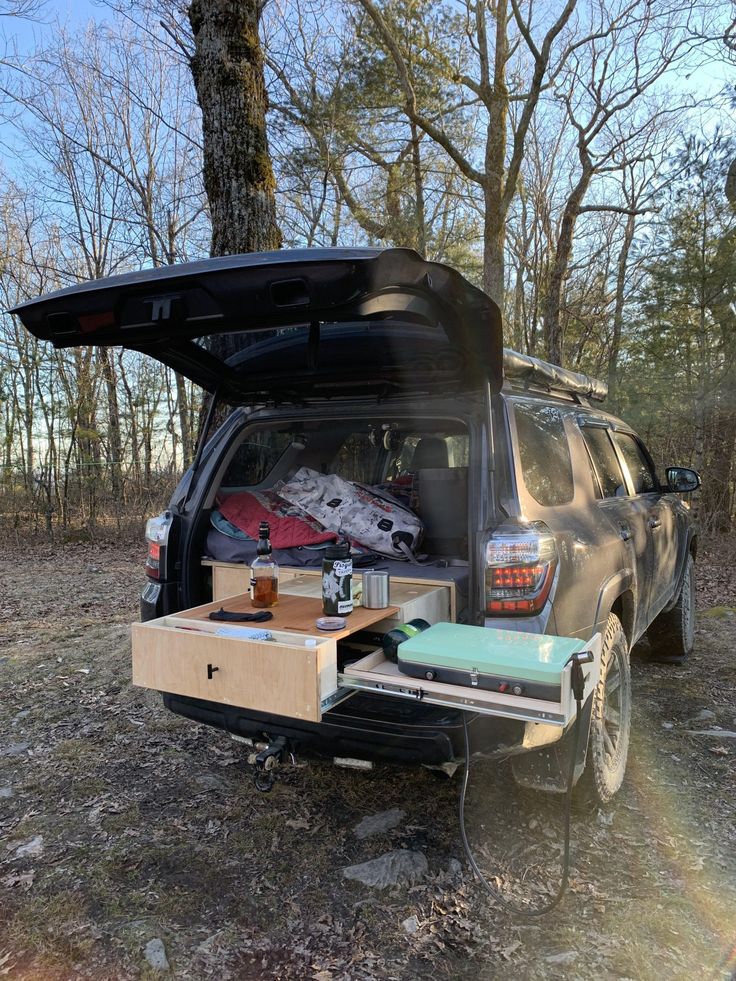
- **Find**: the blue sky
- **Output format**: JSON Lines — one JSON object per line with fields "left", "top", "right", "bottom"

{"left": 2, "top": 0, "right": 102, "bottom": 47}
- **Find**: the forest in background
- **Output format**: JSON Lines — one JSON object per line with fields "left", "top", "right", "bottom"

{"left": 0, "top": 0, "right": 734, "bottom": 536}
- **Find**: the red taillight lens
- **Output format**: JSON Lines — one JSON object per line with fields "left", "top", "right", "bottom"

{"left": 485, "top": 525, "right": 557, "bottom": 616}
{"left": 489, "top": 565, "right": 545, "bottom": 590}
{"left": 145, "top": 542, "right": 161, "bottom": 579}
{"left": 144, "top": 512, "right": 172, "bottom": 580}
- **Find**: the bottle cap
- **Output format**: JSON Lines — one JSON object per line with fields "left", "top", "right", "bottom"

{"left": 324, "top": 539, "right": 351, "bottom": 560}
{"left": 316, "top": 616, "right": 346, "bottom": 631}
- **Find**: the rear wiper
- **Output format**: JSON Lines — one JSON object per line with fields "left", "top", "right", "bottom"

{"left": 177, "top": 388, "right": 219, "bottom": 514}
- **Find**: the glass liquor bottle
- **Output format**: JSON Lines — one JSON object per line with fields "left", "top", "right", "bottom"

{"left": 250, "top": 521, "right": 279, "bottom": 607}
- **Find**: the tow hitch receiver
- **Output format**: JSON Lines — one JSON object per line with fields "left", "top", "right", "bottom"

{"left": 253, "top": 736, "right": 288, "bottom": 792}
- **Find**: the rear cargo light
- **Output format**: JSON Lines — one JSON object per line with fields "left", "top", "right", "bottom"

{"left": 145, "top": 511, "right": 172, "bottom": 580}
{"left": 485, "top": 523, "right": 557, "bottom": 616}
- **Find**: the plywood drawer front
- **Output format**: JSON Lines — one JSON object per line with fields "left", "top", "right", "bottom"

{"left": 131, "top": 622, "right": 336, "bottom": 723}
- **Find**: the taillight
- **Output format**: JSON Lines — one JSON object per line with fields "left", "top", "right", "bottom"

{"left": 145, "top": 511, "right": 172, "bottom": 580}
{"left": 485, "top": 523, "right": 557, "bottom": 615}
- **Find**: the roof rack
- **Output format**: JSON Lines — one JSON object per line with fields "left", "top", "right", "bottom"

{"left": 503, "top": 348, "right": 607, "bottom": 402}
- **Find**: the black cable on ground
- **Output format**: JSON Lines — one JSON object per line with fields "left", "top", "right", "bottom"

{"left": 459, "top": 689, "right": 585, "bottom": 918}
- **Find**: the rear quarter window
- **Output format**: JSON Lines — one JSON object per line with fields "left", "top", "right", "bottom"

{"left": 221, "top": 431, "right": 293, "bottom": 486}
{"left": 513, "top": 401, "right": 574, "bottom": 507}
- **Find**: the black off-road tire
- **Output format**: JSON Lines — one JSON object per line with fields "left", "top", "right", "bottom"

{"left": 578, "top": 613, "right": 632, "bottom": 806}
{"left": 646, "top": 554, "right": 695, "bottom": 664}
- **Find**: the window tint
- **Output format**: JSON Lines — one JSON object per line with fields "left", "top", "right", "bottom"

{"left": 389, "top": 434, "right": 469, "bottom": 473}
{"left": 613, "top": 432, "right": 657, "bottom": 493}
{"left": 514, "top": 402, "right": 574, "bottom": 507}
{"left": 222, "top": 430, "right": 293, "bottom": 486}
{"left": 331, "top": 432, "right": 380, "bottom": 483}
{"left": 581, "top": 426, "right": 627, "bottom": 498}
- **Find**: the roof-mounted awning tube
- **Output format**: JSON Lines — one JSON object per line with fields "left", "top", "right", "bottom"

{"left": 503, "top": 348, "right": 607, "bottom": 402}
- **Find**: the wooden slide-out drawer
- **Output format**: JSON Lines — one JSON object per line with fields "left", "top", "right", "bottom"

{"left": 132, "top": 616, "right": 339, "bottom": 723}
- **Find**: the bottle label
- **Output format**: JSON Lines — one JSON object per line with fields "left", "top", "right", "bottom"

{"left": 322, "top": 559, "right": 353, "bottom": 615}
{"left": 331, "top": 559, "right": 352, "bottom": 577}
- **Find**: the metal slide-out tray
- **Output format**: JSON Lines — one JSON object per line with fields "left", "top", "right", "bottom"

{"left": 339, "top": 633, "right": 602, "bottom": 727}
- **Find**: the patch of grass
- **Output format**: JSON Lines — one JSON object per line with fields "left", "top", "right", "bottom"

{"left": 102, "top": 803, "right": 140, "bottom": 834}
{"left": 8, "top": 890, "right": 97, "bottom": 961}
{"left": 51, "top": 738, "right": 95, "bottom": 762}
{"left": 71, "top": 776, "right": 108, "bottom": 796}
{"left": 701, "top": 605, "right": 736, "bottom": 618}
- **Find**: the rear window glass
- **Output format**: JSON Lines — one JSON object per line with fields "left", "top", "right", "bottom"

{"left": 613, "top": 432, "right": 657, "bottom": 493}
{"left": 221, "top": 430, "right": 293, "bottom": 486}
{"left": 513, "top": 402, "right": 574, "bottom": 507}
{"left": 581, "top": 426, "right": 627, "bottom": 498}
{"left": 331, "top": 432, "right": 381, "bottom": 483}
{"left": 388, "top": 434, "right": 469, "bottom": 474}
{"left": 221, "top": 425, "right": 469, "bottom": 488}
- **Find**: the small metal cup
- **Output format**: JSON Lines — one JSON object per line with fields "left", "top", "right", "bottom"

{"left": 362, "top": 570, "right": 390, "bottom": 609}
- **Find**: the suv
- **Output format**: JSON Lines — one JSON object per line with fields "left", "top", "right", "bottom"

{"left": 13, "top": 248, "right": 700, "bottom": 802}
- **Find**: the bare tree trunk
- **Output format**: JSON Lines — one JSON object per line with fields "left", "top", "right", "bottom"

{"left": 409, "top": 120, "right": 425, "bottom": 255}
{"left": 188, "top": 0, "right": 281, "bottom": 257}
{"left": 542, "top": 166, "right": 592, "bottom": 365}
{"left": 608, "top": 210, "right": 637, "bottom": 407}
{"left": 100, "top": 349, "right": 123, "bottom": 513}
{"left": 482, "top": 0, "right": 508, "bottom": 302}
{"left": 175, "top": 371, "right": 194, "bottom": 467}
{"left": 22, "top": 359, "right": 34, "bottom": 494}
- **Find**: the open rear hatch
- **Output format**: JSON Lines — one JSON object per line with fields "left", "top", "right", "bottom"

{"left": 10, "top": 248, "right": 502, "bottom": 402}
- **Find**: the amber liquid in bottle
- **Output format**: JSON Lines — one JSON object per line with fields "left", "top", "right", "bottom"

{"left": 250, "top": 520, "right": 279, "bottom": 608}
{"left": 252, "top": 576, "right": 279, "bottom": 608}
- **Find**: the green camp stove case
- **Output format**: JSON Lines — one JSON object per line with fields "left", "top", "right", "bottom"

{"left": 398, "top": 623, "right": 583, "bottom": 700}
{"left": 341, "top": 624, "right": 602, "bottom": 727}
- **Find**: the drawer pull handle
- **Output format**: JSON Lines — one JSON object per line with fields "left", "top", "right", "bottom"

{"left": 207, "top": 664, "right": 219, "bottom": 680}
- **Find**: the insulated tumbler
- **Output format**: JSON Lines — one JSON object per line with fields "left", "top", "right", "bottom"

{"left": 362, "top": 570, "right": 390, "bottom": 608}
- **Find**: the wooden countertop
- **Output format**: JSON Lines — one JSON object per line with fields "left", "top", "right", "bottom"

{"left": 172, "top": 591, "right": 399, "bottom": 642}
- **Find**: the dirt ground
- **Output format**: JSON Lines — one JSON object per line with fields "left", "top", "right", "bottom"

{"left": 1, "top": 537, "right": 735, "bottom": 980}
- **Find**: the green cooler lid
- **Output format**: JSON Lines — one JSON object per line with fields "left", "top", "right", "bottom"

{"left": 397, "top": 622, "right": 585, "bottom": 683}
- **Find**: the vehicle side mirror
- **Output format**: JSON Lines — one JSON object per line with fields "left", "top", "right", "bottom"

{"left": 665, "top": 466, "right": 700, "bottom": 493}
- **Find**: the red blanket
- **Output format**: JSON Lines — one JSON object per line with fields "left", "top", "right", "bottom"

{"left": 219, "top": 490, "right": 337, "bottom": 549}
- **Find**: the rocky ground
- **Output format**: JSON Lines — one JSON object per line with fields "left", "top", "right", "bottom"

{"left": 0, "top": 537, "right": 735, "bottom": 980}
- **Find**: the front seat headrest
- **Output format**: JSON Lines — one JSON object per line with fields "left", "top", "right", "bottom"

{"left": 411, "top": 437, "right": 449, "bottom": 470}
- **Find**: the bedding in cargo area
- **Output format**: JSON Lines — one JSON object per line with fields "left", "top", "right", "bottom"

{"left": 217, "top": 489, "right": 337, "bottom": 548}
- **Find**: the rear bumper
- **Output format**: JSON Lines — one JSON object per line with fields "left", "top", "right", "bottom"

{"left": 163, "top": 689, "right": 538, "bottom": 765}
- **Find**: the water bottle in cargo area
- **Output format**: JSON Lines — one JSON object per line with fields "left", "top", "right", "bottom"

{"left": 250, "top": 522, "right": 279, "bottom": 607}
{"left": 322, "top": 540, "right": 353, "bottom": 616}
